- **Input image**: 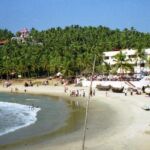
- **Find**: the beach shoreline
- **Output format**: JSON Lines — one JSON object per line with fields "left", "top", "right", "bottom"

{"left": 0, "top": 84, "right": 150, "bottom": 150}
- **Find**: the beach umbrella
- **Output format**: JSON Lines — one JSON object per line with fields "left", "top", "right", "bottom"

{"left": 56, "top": 72, "right": 62, "bottom": 77}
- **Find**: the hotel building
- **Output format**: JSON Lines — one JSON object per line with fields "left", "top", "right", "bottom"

{"left": 103, "top": 49, "right": 150, "bottom": 73}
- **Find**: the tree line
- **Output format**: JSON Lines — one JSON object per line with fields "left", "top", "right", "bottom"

{"left": 0, "top": 25, "right": 150, "bottom": 79}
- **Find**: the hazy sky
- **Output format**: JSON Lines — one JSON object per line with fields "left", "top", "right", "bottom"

{"left": 0, "top": 0, "right": 150, "bottom": 33}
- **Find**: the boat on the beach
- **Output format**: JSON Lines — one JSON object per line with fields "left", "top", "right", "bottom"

{"left": 142, "top": 105, "right": 150, "bottom": 111}
{"left": 81, "top": 76, "right": 150, "bottom": 90}
{"left": 111, "top": 86, "right": 124, "bottom": 93}
{"left": 144, "top": 87, "right": 150, "bottom": 95}
{"left": 96, "top": 84, "right": 111, "bottom": 91}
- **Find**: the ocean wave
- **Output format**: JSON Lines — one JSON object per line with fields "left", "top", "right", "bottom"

{"left": 26, "top": 98, "right": 39, "bottom": 101}
{"left": 0, "top": 102, "right": 41, "bottom": 136}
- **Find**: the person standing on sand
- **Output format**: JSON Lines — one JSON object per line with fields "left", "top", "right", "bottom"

{"left": 130, "top": 88, "right": 133, "bottom": 95}
{"left": 124, "top": 88, "right": 127, "bottom": 96}
{"left": 83, "top": 90, "right": 85, "bottom": 97}
{"left": 76, "top": 90, "right": 79, "bottom": 97}
{"left": 64, "top": 86, "right": 68, "bottom": 93}
{"left": 90, "top": 88, "right": 93, "bottom": 96}
{"left": 93, "top": 89, "right": 95, "bottom": 96}
{"left": 15, "top": 87, "right": 18, "bottom": 92}
{"left": 105, "top": 90, "right": 108, "bottom": 96}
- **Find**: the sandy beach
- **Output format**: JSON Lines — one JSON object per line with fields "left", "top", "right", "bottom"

{"left": 0, "top": 83, "right": 150, "bottom": 150}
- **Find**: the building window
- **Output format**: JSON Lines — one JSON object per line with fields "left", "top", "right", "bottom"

{"left": 129, "top": 55, "right": 136, "bottom": 58}
{"left": 104, "top": 56, "right": 109, "bottom": 60}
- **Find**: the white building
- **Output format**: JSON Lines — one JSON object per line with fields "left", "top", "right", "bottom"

{"left": 145, "top": 48, "right": 150, "bottom": 59}
{"left": 11, "top": 28, "right": 29, "bottom": 43}
{"left": 103, "top": 49, "right": 150, "bottom": 73}
{"left": 20, "top": 28, "right": 29, "bottom": 38}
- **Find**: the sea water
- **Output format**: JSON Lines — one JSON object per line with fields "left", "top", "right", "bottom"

{"left": 0, "top": 102, "right": 40, "bottom": 136}
{"left": 0, "top": 92, "right": 117, "bottom": 148}
{"left": 0, "top": 93, "right": 72, "bottom": 145}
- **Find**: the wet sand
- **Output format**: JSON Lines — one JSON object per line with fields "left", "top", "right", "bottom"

{"left": 0, "top": 85, "right": 150, "bottom": 150}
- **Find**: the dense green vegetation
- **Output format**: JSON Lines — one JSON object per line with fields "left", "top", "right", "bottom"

{"left": 0, "top": 29, "right": 14, "bottom": 40}
{"left": 0, "top": 25, "right": 150, "bottom": 78}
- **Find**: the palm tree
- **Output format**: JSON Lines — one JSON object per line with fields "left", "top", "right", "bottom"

{"left": 145, "top": 57, "right": 150, "bottom": 73}
{"left": 135, "top": 48, "right": 146, "bottom": 73}
{"left": 114, "top": 51, "right": 133, "bottom": 77}
{"left": 2, "top": 55, "right": 12, "bottom": 79}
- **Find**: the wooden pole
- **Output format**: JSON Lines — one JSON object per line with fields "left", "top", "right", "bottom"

{"left": 82, "top": 55, "right": 96, "bottom": 150}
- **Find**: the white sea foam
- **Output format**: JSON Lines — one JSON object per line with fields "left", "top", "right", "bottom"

{"left": 26, "top": 98, "right": 39, "bottom": 101}
{"left": 0, "top": 102, "right": 41, "bottom": 136}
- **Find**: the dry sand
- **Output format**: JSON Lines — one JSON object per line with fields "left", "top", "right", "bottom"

{"left": 0, "top": 83, "right": 150, "bottom": 150}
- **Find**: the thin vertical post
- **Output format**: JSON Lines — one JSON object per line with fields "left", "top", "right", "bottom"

{"left": 82, "top": 55, "right": 96, "bottom": 150}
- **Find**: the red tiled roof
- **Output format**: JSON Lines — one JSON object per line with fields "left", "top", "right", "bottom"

{"left": 20, "top": 28, "right": 29, "bottom": 33}
{"left": 0, "top": 40, "right": 8, "bottom": 45}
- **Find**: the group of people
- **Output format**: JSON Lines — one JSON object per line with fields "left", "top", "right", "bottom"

{"left": 3, "top": 81, "right": 12, "bottom": 88}
{"left": 124, "top": 87, "right": 142, "bottom": 96}
{"left": 64, "top": 86, "right": 96, "bottom": 98}
{"left": 29, "top": 104, "right": 35, "bottom": 110}
{"left": 69, "top": 89, "right": 86, "bottom": 97}
{"left": 24, "top": 80, "right": 33, "bottom": 87}
{"left": 42, "top": 80, "right": 49, "bottom": 85}
{"left": 28, "top": 104, "right": 39, "bottom": 111}
{"left": 64, "top": 86, "right": 86, "bottom": 97}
